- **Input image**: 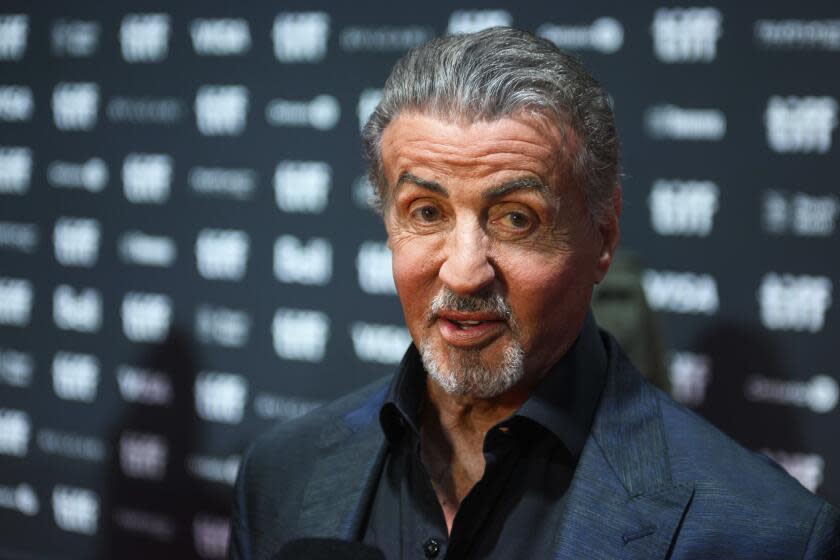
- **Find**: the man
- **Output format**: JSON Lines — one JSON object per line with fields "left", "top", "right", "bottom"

{"left": 230, "top": 28, "right": 839, "bottom": 559}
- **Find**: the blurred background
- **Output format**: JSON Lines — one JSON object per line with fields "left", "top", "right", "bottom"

{"left": 0, "top": 1, "right": 838, "bottom": 558}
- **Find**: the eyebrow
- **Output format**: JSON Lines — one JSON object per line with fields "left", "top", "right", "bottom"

{"left": 394, "top": 172, "right": 550, "bottom": 200}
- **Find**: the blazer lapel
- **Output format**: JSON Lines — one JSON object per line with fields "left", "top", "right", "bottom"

{"left": 296, "top": 385, "right": 388, "bottom": 540}
{"left": 554, "top": 336, "right": 694, "bottom": 560}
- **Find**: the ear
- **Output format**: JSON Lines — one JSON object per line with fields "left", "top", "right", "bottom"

{"left": 594, "top": 185, "right": 621, "bottom": 284}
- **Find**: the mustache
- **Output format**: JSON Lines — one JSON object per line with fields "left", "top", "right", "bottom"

{"left": 427, "top": 289, "right": 513, "bottom": 321}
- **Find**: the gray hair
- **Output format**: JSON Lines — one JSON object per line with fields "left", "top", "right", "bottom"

{"left": 361, "top": 27, "right": 619, "bottom": 224}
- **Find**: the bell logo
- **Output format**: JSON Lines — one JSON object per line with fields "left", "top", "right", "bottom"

{"left": 0, "top": 348, "right": 33, "bottom": 388}
{"left": 642, "top": 270, "right": 719, "bottom": 315}
{"left": 120, "top": 13, "right": 169, "bottom": 62}
{"left": 273, "top": 235, "right": 333, "bottom": 286}
{"left": 52, "top": 485, "right": 99, "bottom": 535}
{"left": 52, "top": 82, "right": 99, "bottom": 131}
{"left": 765, "top": 96, "right": 838, "bottom": 154}
{"left": 195, "top": 229, "right": 250, "bottom": 281}
{"left": 746, "top": 374, "right": 839, "bottom": 414}
{"left": 186, "top": 454, "right": 241, "bottom": 486}
{"left": 193, "top": 514, "right": 231, "bottom": 559}
{"left": 53, "top": 217, "right": 101, "bottom": 267}
{"left": 356, "top": 241, "right": 397, "bottom": 295}
{"left": 668, "top": 351, "right": 711, "bottom": 407}
{"left": 272, "top": 308, "right": 329, "bottom": 362}
{"left": 0, "top": 408, "right": 30, "bottom": 457}
{"left": 121, "top": 292, "right": 173, "bottom": 343}
{"left": 122, "top": 153, "right": 172, "bottom": 204}
{"left": 447, "top": 10, "right": 512, "bottom": 35}
{"left": 189, "top": 166, "right": 257, "bottom": 200}
{"left": 274, "top": 161, "right": 331, "bottom": 213}
{"left": 652, "top": 7, "right": 722, "bottom": 63}
{"left": 357, "top": 89, "right": 382, "bottom": 131}
{"left": 48, "top": 158, "right": 108, "bottom": 192}
{"left": 350, "top": 322, "right": 411, "bottom": 365}
{"left": 116, "top": 365, "right": 173, "bottom": 406}
{"left": 537, "top": 17, "right": 624, "bottom": 54}
{"left": 763, "top": 450, "right": 825, "bottom": 493}
{"left": 645, "top": 104, "right": 726, "bottom": 141}
{"left": 649, "top": 179, "right": 719, "bottom": 236}
{"left": 118, "top": 231, "right": 177, "bottom": 268}
{"left": 755, "top": 20, "right": 840, "bottom": 52}
{"left": 758, "top": 273, "right": 832, "bottom": 333}
{"left": 0, "top": 221, "right": 37, "bottom": 254}
{"left": 0, "top": 86, "right": 33, "bottom": 121}
{"left": 763, "top": 190, "right": 839, "bottom": 237}
{"left": 119, "top": 431, "right": 168, "bottom": 480}
{"left": 194, "top": 372, "right": 247, "bottom": 424}
{"left": 52, "top": 352, "right": 100, "bottom": 402}
{"left": 51, "top": 19, "right": 100, "bottom": 58}
{"left": 53, "top": 285, "right": 102, "bottom": 333}
{"left": 195, "top": 85, "right": 249, "bottom": 136}
{"left": 0, "top": 15, "right": 28, "bottom": 60}
{"left": 0, "top": 483, "right": 39, "bottom": 516}
{"left": 190, "top": 18, "right": 251, "bottom": 56}
{"left": 272, "top": 12, "right": 330, "bottom": 62}
{"left": 0, "top": 277, "right": 33, "bottom": 327}
{"left": 0, "top": 146, "right": 32, "bottom": 194}
{"left": 265, "top": 94, "right": 340, "bottom": 130}
{"left": 195, "top": 304, "right": 252, "bottom": 348}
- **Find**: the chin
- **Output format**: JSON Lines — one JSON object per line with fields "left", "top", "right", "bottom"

{"left": 419, "top": 338, "right": 526, "bottom": 399}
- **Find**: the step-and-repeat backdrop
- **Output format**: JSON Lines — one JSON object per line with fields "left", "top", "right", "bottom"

{"left": 0, "top": 2, "right": 837, "bottom": 558}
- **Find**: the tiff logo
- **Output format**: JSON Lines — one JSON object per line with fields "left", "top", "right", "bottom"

{"left": 272, "top": 309, "right": 329, "bottom": 362}
{"left": 652, "top": 7, "right": 721, "bottom": 63}
{"left": 352, "top": 175, "right": 377, "bottom": 210}
{"left": 121, "top": 292, "right": 172, "bottom": 343}
{"left": 48, "top": 158, "right": 108, "bottom": 192}
{"left": 274, "top": 161, "right": 331, "bottom": 213}
{"left": 52, "top": 352, "right": 100, "bottom": 402}
{"left": 0, "top": 277, "right": 32, "bottom": 327}
{"left": 0, "top": 348, "right": 33, "bottom": 387}
{"left": 645, "top": 104, "right": 726, "bottom": 141}
{"left": 447, "top": 10, "right": 512, "bottom": 34}
{"left": 119, "top": 431, "right": 168, "bottom": 480}
{"left": 765, "top": 96, "right": 838, "bottom": 154}
{"left": 272, "top": 12, "right": 330, "bottom": 62}
{"left": 195, "top": 85, "right": 248, "bottom": 136}
{"left": 758, "top": 273, "right": 832, "bottom": 333}
{"left": 122, "top": 153, "right": 172, "bottom": 204}
{"left": 350, "top": 322, "right": 411, "bottom": 365}
{"left": 763, "top": 190, "right": 839, "bottom": 237}
{"left": 643, "top": 270, "right": 719, "bottom": 315}
{"left": 51, "top": 19, "right": 100, "bottom": 57}
{"left": 193, "top": 514, "right": 231, "bottom": 559}
{"left": 0, "top": 15, "right": 28, "bottom": 60}
{"left": 195, "top": 304, "right": 251, "bottom": 348}
{"left": 0, "top": 146, "right": 32, "bottom": 194}
{"left": 190, "top": 18, "right": 251, "bottom": 56}
{"left": 53, "top": 217, "right": 101, "bottom": 267}
{"left": 537, "top": 17, "right": 624, "bottom": 54}
{"left": 0, "top": 408, "right": 30, "bottom": 457}
{"left": 356, "top": 241, "right": 397, "bottom": 295}
{"left": 118, "top": 231, "right": 177, "bottom": 268}
{"left": 194, "top": 372, "right": 247, "bottom": 424}
{"left": 52, "top": 485, "right": 98, "bottom": 535}
{"left": 195, "top": 229, "right": 250, "bottom": 281}
{"left": 53, "top": 285, "right": 102, "bottom": 333}
{"left": 649, "top": 179, "right": 719, "bottom": 236}
{"left": 0, "top": 86, "right": 33, "bottom": 121}
{"left": 274, "top": 235, "right": 332, "bottom": 286}
{"left": 668, "top": 351, "right": 711, "bottom": 407}
{"left": 116, "top": 365, "right": 173, "bottom": 406}
{"left": 52, "top": 82, "right": 99, "bottom": 131}
{"left": 120, "top": 13, "right": 170, "bottom": 62}
{"left": 357, "top": 89, "right": 382, "bottom": 131}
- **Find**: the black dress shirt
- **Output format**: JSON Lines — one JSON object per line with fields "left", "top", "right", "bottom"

{"left": 361, "top": 313, "right": 608, "bottom": 559}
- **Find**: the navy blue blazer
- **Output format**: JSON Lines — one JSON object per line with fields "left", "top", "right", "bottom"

{"left": 229, "top": 333, "right": 840, "bottom": 559}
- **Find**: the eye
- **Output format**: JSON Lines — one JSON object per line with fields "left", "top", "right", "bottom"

{"left": 502, "top": 211, "right": 531, "bottom": 229}
{"left": 410, "top": 204, "right": 442, "bottom": 223}
{"left": 488, "top": 204, "right": 538, "bottom": 238}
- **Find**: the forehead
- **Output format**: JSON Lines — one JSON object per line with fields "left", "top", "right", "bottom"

{"left": 379, "top": 111, "right": 572, "bottom": 187}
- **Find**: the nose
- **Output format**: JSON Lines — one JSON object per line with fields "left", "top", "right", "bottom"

{"left": 438, "top": 220, "right": 496, "bottom": 295}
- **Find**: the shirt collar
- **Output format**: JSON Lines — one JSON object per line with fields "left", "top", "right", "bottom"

{"left": 378, "top": 310, "right": 608, "bottom": 458}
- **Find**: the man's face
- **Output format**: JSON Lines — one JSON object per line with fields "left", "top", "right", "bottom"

{"left": 381, "top": 111, "right": 619, "bottom": 398}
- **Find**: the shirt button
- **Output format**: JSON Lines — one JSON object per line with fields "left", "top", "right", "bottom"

{"left": 423, "top": 537, "right": 441, "bottom": 558}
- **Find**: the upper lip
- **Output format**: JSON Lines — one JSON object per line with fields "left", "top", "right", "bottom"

{"left": 436, "top": 311, "right": 505, "bottom": 322}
